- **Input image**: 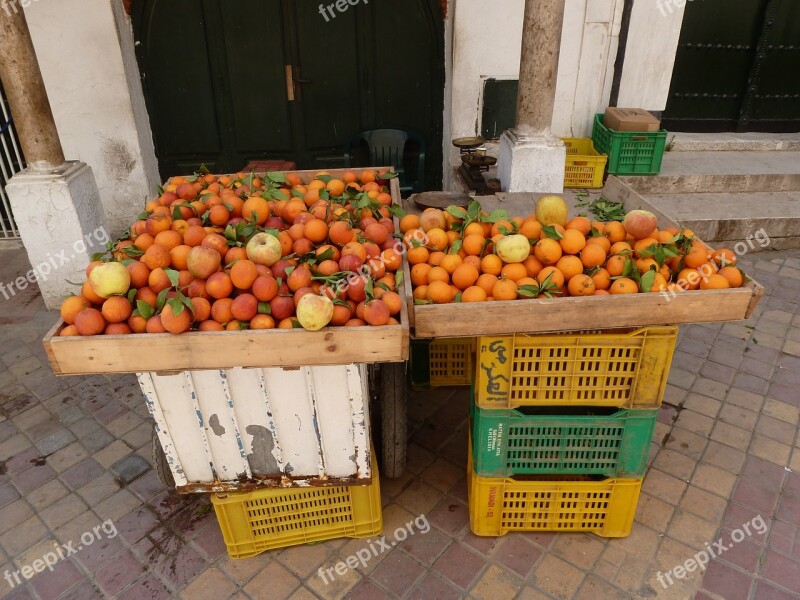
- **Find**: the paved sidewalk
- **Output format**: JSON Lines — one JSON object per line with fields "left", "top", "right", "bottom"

{"left": 0, "top": 246, "right": 797, "bottom": 600}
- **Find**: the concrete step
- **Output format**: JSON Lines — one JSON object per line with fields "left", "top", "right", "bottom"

{"left": 618, "top": 152, "right": 800, "bottom": 195}
{"left": 641, "top": 190, "right": 800, "bottom": 251}
{"left": 668, "top": 132, "right": 800, "bottom": 152}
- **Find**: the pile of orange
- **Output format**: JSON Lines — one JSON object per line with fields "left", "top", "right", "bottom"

{"left": 402, "top": 205, "right": 745, "bottom": 304}
{"left": 60, "top": 169, "right": 404, "bottom": 336}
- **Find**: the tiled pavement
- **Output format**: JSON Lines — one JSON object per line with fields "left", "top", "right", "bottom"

{"left": 0, "top": 245, "right": 798, "bottom": 600}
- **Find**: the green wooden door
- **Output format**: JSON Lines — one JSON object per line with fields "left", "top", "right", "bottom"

{"left": 663, "top": 0, "right": 800, "bottom": 132}
{"left": 133, "top": 0, "right": 444, "bottom": 188}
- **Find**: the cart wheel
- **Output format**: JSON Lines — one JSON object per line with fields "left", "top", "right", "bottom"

{"left": 152, "top": 429, "right": 175, "bottom": 489}
{"left": 378, "top": 362, "right": 408, "bottom": 479}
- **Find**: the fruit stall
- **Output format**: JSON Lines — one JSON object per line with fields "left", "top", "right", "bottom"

{"left": 40, "top": 144, "right": 766, "bottom": 552}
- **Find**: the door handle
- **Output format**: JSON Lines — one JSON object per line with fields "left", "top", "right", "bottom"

{"left": 292, "top": 66, "right": 312, "bottom": 85}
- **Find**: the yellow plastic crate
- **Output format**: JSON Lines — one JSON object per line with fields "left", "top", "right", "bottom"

{"left": 411, "top": 338, "right": 475, "bottom": 388}
{"left": 430, "top": 338, "right": 475, "bottom": 386}
{"left": 468, "top": 443, "right": 641, "bottom": 537}
{"left": 562, "top": 138, "right": 607, "bottom": 188}
{"left": 474, "top": 326, "right": 677, "bottom": 409}
{"left": 211, "top": 452, "right": 382, "bottom": 558}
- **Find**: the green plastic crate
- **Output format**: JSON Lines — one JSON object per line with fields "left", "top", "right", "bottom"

{"left": 471, "top": 401, "right": 657, "bottom": 478}
{"left": 591, "top": 114, "right": 667, "bottom": 175}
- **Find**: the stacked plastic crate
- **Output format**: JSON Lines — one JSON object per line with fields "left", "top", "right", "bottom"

{"left": 467, "top": 326, "right": 678, "bottom": 538}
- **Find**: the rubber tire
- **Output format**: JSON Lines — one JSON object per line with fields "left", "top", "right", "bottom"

{"left": 152, "top": 429, "right": 176, "bottom": 489}
{"left": 378, "top": 362, "right": 408, "bottom": 479}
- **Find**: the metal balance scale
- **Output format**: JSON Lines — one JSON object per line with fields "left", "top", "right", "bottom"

{"left": 453, "top": 136, "right": 500, "bottom": 195}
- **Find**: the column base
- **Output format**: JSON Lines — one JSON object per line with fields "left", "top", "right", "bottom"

{"left": 497, "top": 130, "right": 566, "bottom": 193}
{"left": 6, "top": 161, "right": 108, "bottom": 309}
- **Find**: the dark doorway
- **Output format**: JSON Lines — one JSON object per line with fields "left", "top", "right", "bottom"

{"left": 662, "top": 0, "right": 800, "bottom": 132}
{"left": 132, "top": 0, "right": 445, "bottom": 189}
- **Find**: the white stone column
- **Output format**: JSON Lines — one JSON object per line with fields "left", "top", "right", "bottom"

{"left": 0, "top": 6, "right": 107, "bottom": 309}
{"left": 498, "top": 0, "right": 567, "bottom": 193}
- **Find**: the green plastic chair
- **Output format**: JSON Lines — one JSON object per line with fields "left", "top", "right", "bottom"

{"left": 344, "top": 129, "right": 426, "bottom": 194}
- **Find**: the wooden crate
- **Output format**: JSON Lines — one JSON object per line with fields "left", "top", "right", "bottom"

{"left": 405, "top": 180, "right": 764, "bottom": 338}
{"left": 43, "top": 169, "right": 409, "bottom": 375}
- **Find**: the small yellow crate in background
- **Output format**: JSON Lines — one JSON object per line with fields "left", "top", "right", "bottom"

{"left": 474, "top": 326, "right": 677, "bottom": 409}
{"left": 468, "top": 443, "right": 640, "bottom": 537}
{"left": 411, "top": 338, "right": 474, "bottom": 388}
{"left": 211, "top": 451, "right": 382, "bottom": 558}
{"left": 562, "top": 138, "right": 607, "bottom": 188}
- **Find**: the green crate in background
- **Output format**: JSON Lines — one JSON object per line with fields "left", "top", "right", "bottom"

{"left": 591, "top": 113, "right": 667, "bottom": 175}
{"left": 471, "top": 401, "right": 658, "bottom": 478}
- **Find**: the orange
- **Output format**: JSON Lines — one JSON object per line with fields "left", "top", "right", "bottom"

{"left": 491, "top": 220, "right": 516, "bottom": 237}
{"left": 566, "top": 216, "right": 591, "bottom": 236}
{"left": 230, "top": 260, "right": 259, "bottom": 290}
{"left": 241, "top": 196, "right": 270, "bottom": 225}
{"left": 683, "top": 245, "right": 710, "bottom": 269}
{"left": 428, "top": 251, "right": 446, "bottom": 266}
{"left": 718, "top": 266, "right": 743, "bottom": 288}
{"left": 143, "top": 244, "right": 172, "bottom": 270}
{"left": 183, "top": 225, "right": 206, "bottom": 247}
{"left": 476, "top": 273, "right": 498, "bottom": 296}
{"left": 501, "top": 263, "right": 528, "bottom": 282}
{"left": 586, "top": 235, "right": 611, "bottom": 254}
{"left": 329, "top": 221, "right": 355, "bottom": 246}
{"left": 610, "top": 241, "right": 632, "bottom": 255}
{"left": 427, "top": 266, "right": 450, "bottom": 284}
{"left": 464, "top": 222, "right": 486, "bottom": 238}
{"left": 169, "top": 245, "right": 191, "bottom": 271}
{"left": 555, "top": 255, "right": 584, "bottom": 280}
{"left": 60, "top": 295, "right": 90, "bottom": 325}
{"left": 609, "top": 277, "right": 638, "bottom": 294}
{"left": 480, "top": 254, "right": 503, "bottom": 276}
{"left": 519, "top": 219, "right": 542, "bottom": 240}
{"left": 304, "top": 219, "right": 329, "bottom": 243}
{"left": 700, "top": 273, "right": 730, "bottom": 290}
{"left": 633, "top": 237, "right": 659, "bottom": 258}
{"left": 559, "top": 229, "right": 587, "bottom": 255}
{"left": 522, "top": 256, "right": 544, "bottom": 278}
{"left": 101, "top": 296, "right": 133, "bottom": 324}
{"left": 492, "top": 278, "right": 518, "bottom": 301}
{"left": 606, "top": 254, "right": 628, "bottom": 277}
{"left": 426, "top": 280, "right": 453, "bottom": 304}
{"left": 591, "top": 268, "right": 611, "bottom": 290}
{"left": 636, "top": 258, "right": 659, "bottom": 274}
{"left": 452, "top": 264, "right": 480, "bottom": 290}
{"left": 677, "top": 268, "right": 702, "bottom": 290}
{"left": 539, "top": 224, "right": 565, "bottom": 240}
{"left": 381, "top": 249, "right": 402, "bottom": 272}
{"left": 399, "top": 214, "right": 420, "bottom": 233}
{"left": 463, "top": 255, "right": 481, "bottom": 270}
{"left": 326, "top": 179, "right": 346, "bottom": 197}
{"left": 133, "top": 233, "right": 155, "bottom": 252}
{"left": 568, "top": 274, "right": 595, "bottom": 297}
{"left": 657, "top": 230, "right": 675, "bottom": 244}
{"left": 580, "top": 243, "right": 606, "bottom": 268}
{"left": 604, "top": 221, "right": 626, "bottom": 243}
{"left": 533, "top": 238, "right": 562, "bottom": 265}
{"left": 463, "top": 234, "right": 486, "bottom": 256}
{"left": 536, "top": 266, "right": 565, "bottom": 288}
{"left": 426, "top": 228, "right": 449, "bottom": 252}
{"left": 461, "top": 286, "right": 487, "bottom": 302}
{"left": 407, "top": 246, "right": 430, "bottom": 265}
{"left": 711, "top": 248, "right": 737, "bottom": 267}
{"left": 154, "top": 230, "right": 183, "bottom": 252}
{"left": 591, "top": 221, "right": 606, "bottom": 235}
{"left": 440, "top": 254, "right": 463, "bottom": 275}
{"left": 413, "top": 285, "right": 428, "bottom": 300}
{"left": 411, "top": 263, "right": 432, "bottom": 286}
